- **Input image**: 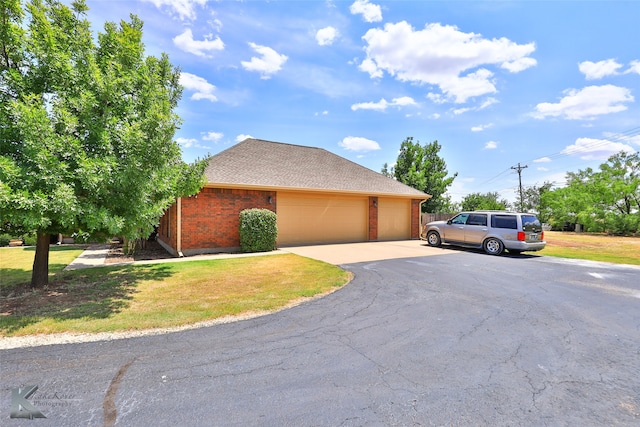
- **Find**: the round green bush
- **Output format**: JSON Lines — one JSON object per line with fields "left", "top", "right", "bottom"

{"left": 239, "top": 208, "right": 278, "bottom": 253}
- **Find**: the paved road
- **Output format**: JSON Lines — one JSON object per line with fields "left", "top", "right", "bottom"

{"left": 2, "top": 249, "right": 640, "bottom": 426}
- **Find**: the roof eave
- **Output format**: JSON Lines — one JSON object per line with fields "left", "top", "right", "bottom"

{"left": 204, "top": 182, "right": 431, "bottom": 199}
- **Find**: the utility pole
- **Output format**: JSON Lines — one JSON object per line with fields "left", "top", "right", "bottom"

{"left": 511, "top": 162, "right": 528, "bottom": 211}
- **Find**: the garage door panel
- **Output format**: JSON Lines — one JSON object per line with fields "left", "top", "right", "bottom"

{"left": 378, "top": 198, "right": 410, "bottom": 241}
{"left": 278, "top": 193, "right": 367, "bottom": 245}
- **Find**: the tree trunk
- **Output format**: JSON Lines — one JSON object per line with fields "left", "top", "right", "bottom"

{"left": 31, "top": 232, "right": 51, "bottom": 288}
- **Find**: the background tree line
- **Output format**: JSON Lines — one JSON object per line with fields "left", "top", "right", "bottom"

{"left": 383, "top": 137, "right": 638, "bottom": 236}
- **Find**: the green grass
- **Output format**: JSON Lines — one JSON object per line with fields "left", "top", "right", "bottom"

{"left": 3, "top": 231, "right": 638, "bottom": 337}
{"left": 0, "top": 245, "right": 86, "bottom": 286}
{"left": 0, "top": 253, "right": 351, "bottom": 336}
{"left": 540, "top": 231, "right": 640, "bottom": 266}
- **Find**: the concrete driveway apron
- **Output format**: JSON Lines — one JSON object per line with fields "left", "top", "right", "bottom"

{"left": 282, "top": 239, "right": 451, "bottom": 265}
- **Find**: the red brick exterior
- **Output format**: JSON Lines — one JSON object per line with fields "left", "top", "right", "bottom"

{"left": 157, "top": 203, "right": 178, "bottom": 254}
{"left": 158, "top": 188, "right": 276, "bottom": 255}
{"left": 368, "top": 196, "right": 378, "bottom": 241}
{"left": 157, "top": 187, "right": 425, "bottom": 256}
{"left": 410, "top": 199, "right": 421, "bottom": 239}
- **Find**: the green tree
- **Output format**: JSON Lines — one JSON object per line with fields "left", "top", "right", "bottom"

{"left": 381, "top": 162, "right": 394, "bottom": 178}
{"left": 0, "top": 0, "right": 206, "bottom": 287}
{"left": 391, "top": 137, "right": 457, "bottom": 212}
{"left": 460, "top": 192, "right": 510, "bottom": 211}
{"left": 541, "top": 152, "right": 639, "bottom": 234}
{"left": 517, "top": 182, "right": 553, "bottom": 220}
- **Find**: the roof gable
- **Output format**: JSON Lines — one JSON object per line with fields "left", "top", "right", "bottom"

{"left": 204, "top": 139, "right": 429, "bottom": 198}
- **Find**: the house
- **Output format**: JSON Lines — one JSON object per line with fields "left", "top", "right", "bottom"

{"left": 157, "top": 138, "right": 431, "bottom": 256}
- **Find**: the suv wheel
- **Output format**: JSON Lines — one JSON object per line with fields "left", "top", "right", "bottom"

{"left": 483, "top": 238, "right": 504, "bottom": 255}
{"left": 427, "top": 231, "right": 441, "bottom": 247}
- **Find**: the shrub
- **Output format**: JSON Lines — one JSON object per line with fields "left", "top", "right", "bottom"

{"left": 239, "top": 208, "right": 277, "bottom": 253}
{"left": 0, "top": 234, "right": 11, "bottom": 247}
{"left": 22, "top": 233, "right": 37, "bottom": 246}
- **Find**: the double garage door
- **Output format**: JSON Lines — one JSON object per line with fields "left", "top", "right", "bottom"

{"left": 277, "top": 192, "right": 411, "bottom": 246}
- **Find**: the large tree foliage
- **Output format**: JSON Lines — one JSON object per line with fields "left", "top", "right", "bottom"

{"left": 460, "top": 192, "right": 510, "bottom": 211}
{"left": 516, "top": 182, "right": 553, "bottom": 221}
{"left": 541, "top": 152, "right": 639, "bottom": 235}
{"left": 384, "top": 137, "right": 457, "bottom": 212}
{"left": 0, "top": 0, "right": 206, "bottom": 287}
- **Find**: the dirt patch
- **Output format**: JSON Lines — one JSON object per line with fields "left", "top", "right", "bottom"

{"left": 105, "top": 240, "right": 174, "bottom": 264}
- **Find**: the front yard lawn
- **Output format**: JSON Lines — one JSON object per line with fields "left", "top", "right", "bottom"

{"left": 0, "top": 251, "right": 350, "bottom": 336}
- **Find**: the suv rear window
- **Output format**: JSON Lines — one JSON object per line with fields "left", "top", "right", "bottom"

{"left": 521, "top": 214, "right": 542, "bottom": 231}
{"left": 491, "top": 214, "right": 517, "bottom": 229}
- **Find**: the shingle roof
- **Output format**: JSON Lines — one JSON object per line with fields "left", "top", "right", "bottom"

{"left": 204, "top": 138, "right": 430, "bottom": 198}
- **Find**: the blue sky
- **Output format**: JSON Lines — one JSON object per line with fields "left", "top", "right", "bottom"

{"left": 78, "top": 0, "right": 639, "bottom": 203}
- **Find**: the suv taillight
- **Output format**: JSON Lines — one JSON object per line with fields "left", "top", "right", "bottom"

{"left": 517, "top": 231, "right": 526, "bottom": 241}
{"left": 541, "top": 231, "right": 544, "bottom": 240}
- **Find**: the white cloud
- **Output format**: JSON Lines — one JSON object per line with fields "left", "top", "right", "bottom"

{"left": 241, "top": 43, "right": 288, "bottom": 79}
{"left": 176, "top": 137, "right": 210, "bottom": 149}
{"left": 625, "top": 60, "right": 640, "bottom": 75}
{"left": 579, "top": 59, "right": 623, "bottom": 80}
{"left": 350, "top": 0, "right": 382, "bottom": 23}
{"left": 236, "top": 134, "right": 254, "bottom": 142}
{"left": 201, "top": 131, "right": 223, "bottom": 142}
{"left": 502, "top": 57, "right": 538, "bottom": 73}
{"left": 316, "top": 26, "right": 338, "bottom": 46}
{"left": 176, "top": 137, "right": 198, "bottom": 148}
{"left": 179, "top": 72, "right": 217, "bottom": 102}
{"left": 603, "top": 132, "right": 640, "bottom": 148}
{"left": 339, "top": 136, "right": 381, "bottom": 152}
{"left": 484, "top": 141, "right": 498, "bottom": 150}
{"left": 452, "top": 107, "right": 471, "bottom": 115}
{"left": 358, "top": 58, "right": 383, "bottom": 79}
{"left": 479, "top": 97, "right": 499, "bottom": 110}
{"left": 173, "top": 29, "right": 224, "bottom": 57}
{"left": 561, "top": 137, "right": 636, "bottom": 161}
{"left": 533, "top": 85, "right": 633, "bottom": 120}
{"left": 351, "top": 96, "right": 417, "bottom": 111}
{"left": 360, "top": 22, "right": 536, "bottom": 103}
{"left": 628, "top": 135, "right": 640, "bottom": 147}
{"left": 471, "top": 123, "right": 493, "bottom": 132}
{"left": 143, "top": 0, "right": 207, "bottom": 20}
{"left": 533, "top": 157, "right": 551, "bottom": 163}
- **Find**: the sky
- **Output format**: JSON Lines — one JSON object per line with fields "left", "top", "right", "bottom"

{"left": 75, "top": 0, "right": 639, "bottom": 203}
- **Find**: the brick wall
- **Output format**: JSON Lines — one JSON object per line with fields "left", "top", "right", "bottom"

{"left": 157, "top": 203, "right": 178, "bottom": 255}
{"left": 157, "top": 188, "right": 422, "bottom": 255}
{"left": 161, "top": 187, "right": 276, "bottom": 255}
{"left": 368, "top": 196, "right": 378, "bottom": 241}
{"left": 411, "top": 199, "right": 421, "bottom": 239}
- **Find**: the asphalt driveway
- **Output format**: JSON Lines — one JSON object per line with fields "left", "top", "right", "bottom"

{"left": 2, "top": 242, "right": 640, "bottom": 426}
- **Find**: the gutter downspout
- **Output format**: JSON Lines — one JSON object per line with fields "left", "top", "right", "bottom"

{"left": 177, "top": 197, "right": 184, "bottom": 257}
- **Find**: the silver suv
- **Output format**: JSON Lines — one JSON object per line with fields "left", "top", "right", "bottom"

{"left": 421, "top": 211, "right": 546, "bottom": 255}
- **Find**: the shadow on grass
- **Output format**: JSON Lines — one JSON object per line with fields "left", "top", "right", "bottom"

{"left": 0, "top": 263, "right": 70, "bottom": 288}
{"left": 22, "top": 245, "right": 88, "bottom": 252}
{"left": 0, "top": 264, "right": 174, "bottom": 335}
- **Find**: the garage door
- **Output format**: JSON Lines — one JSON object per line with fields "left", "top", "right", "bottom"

{"left": 277, "top": 192, "right": 368, "bottom": 245}
{"left": 378, "top": 198, "right": 411, "bottom": 241}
